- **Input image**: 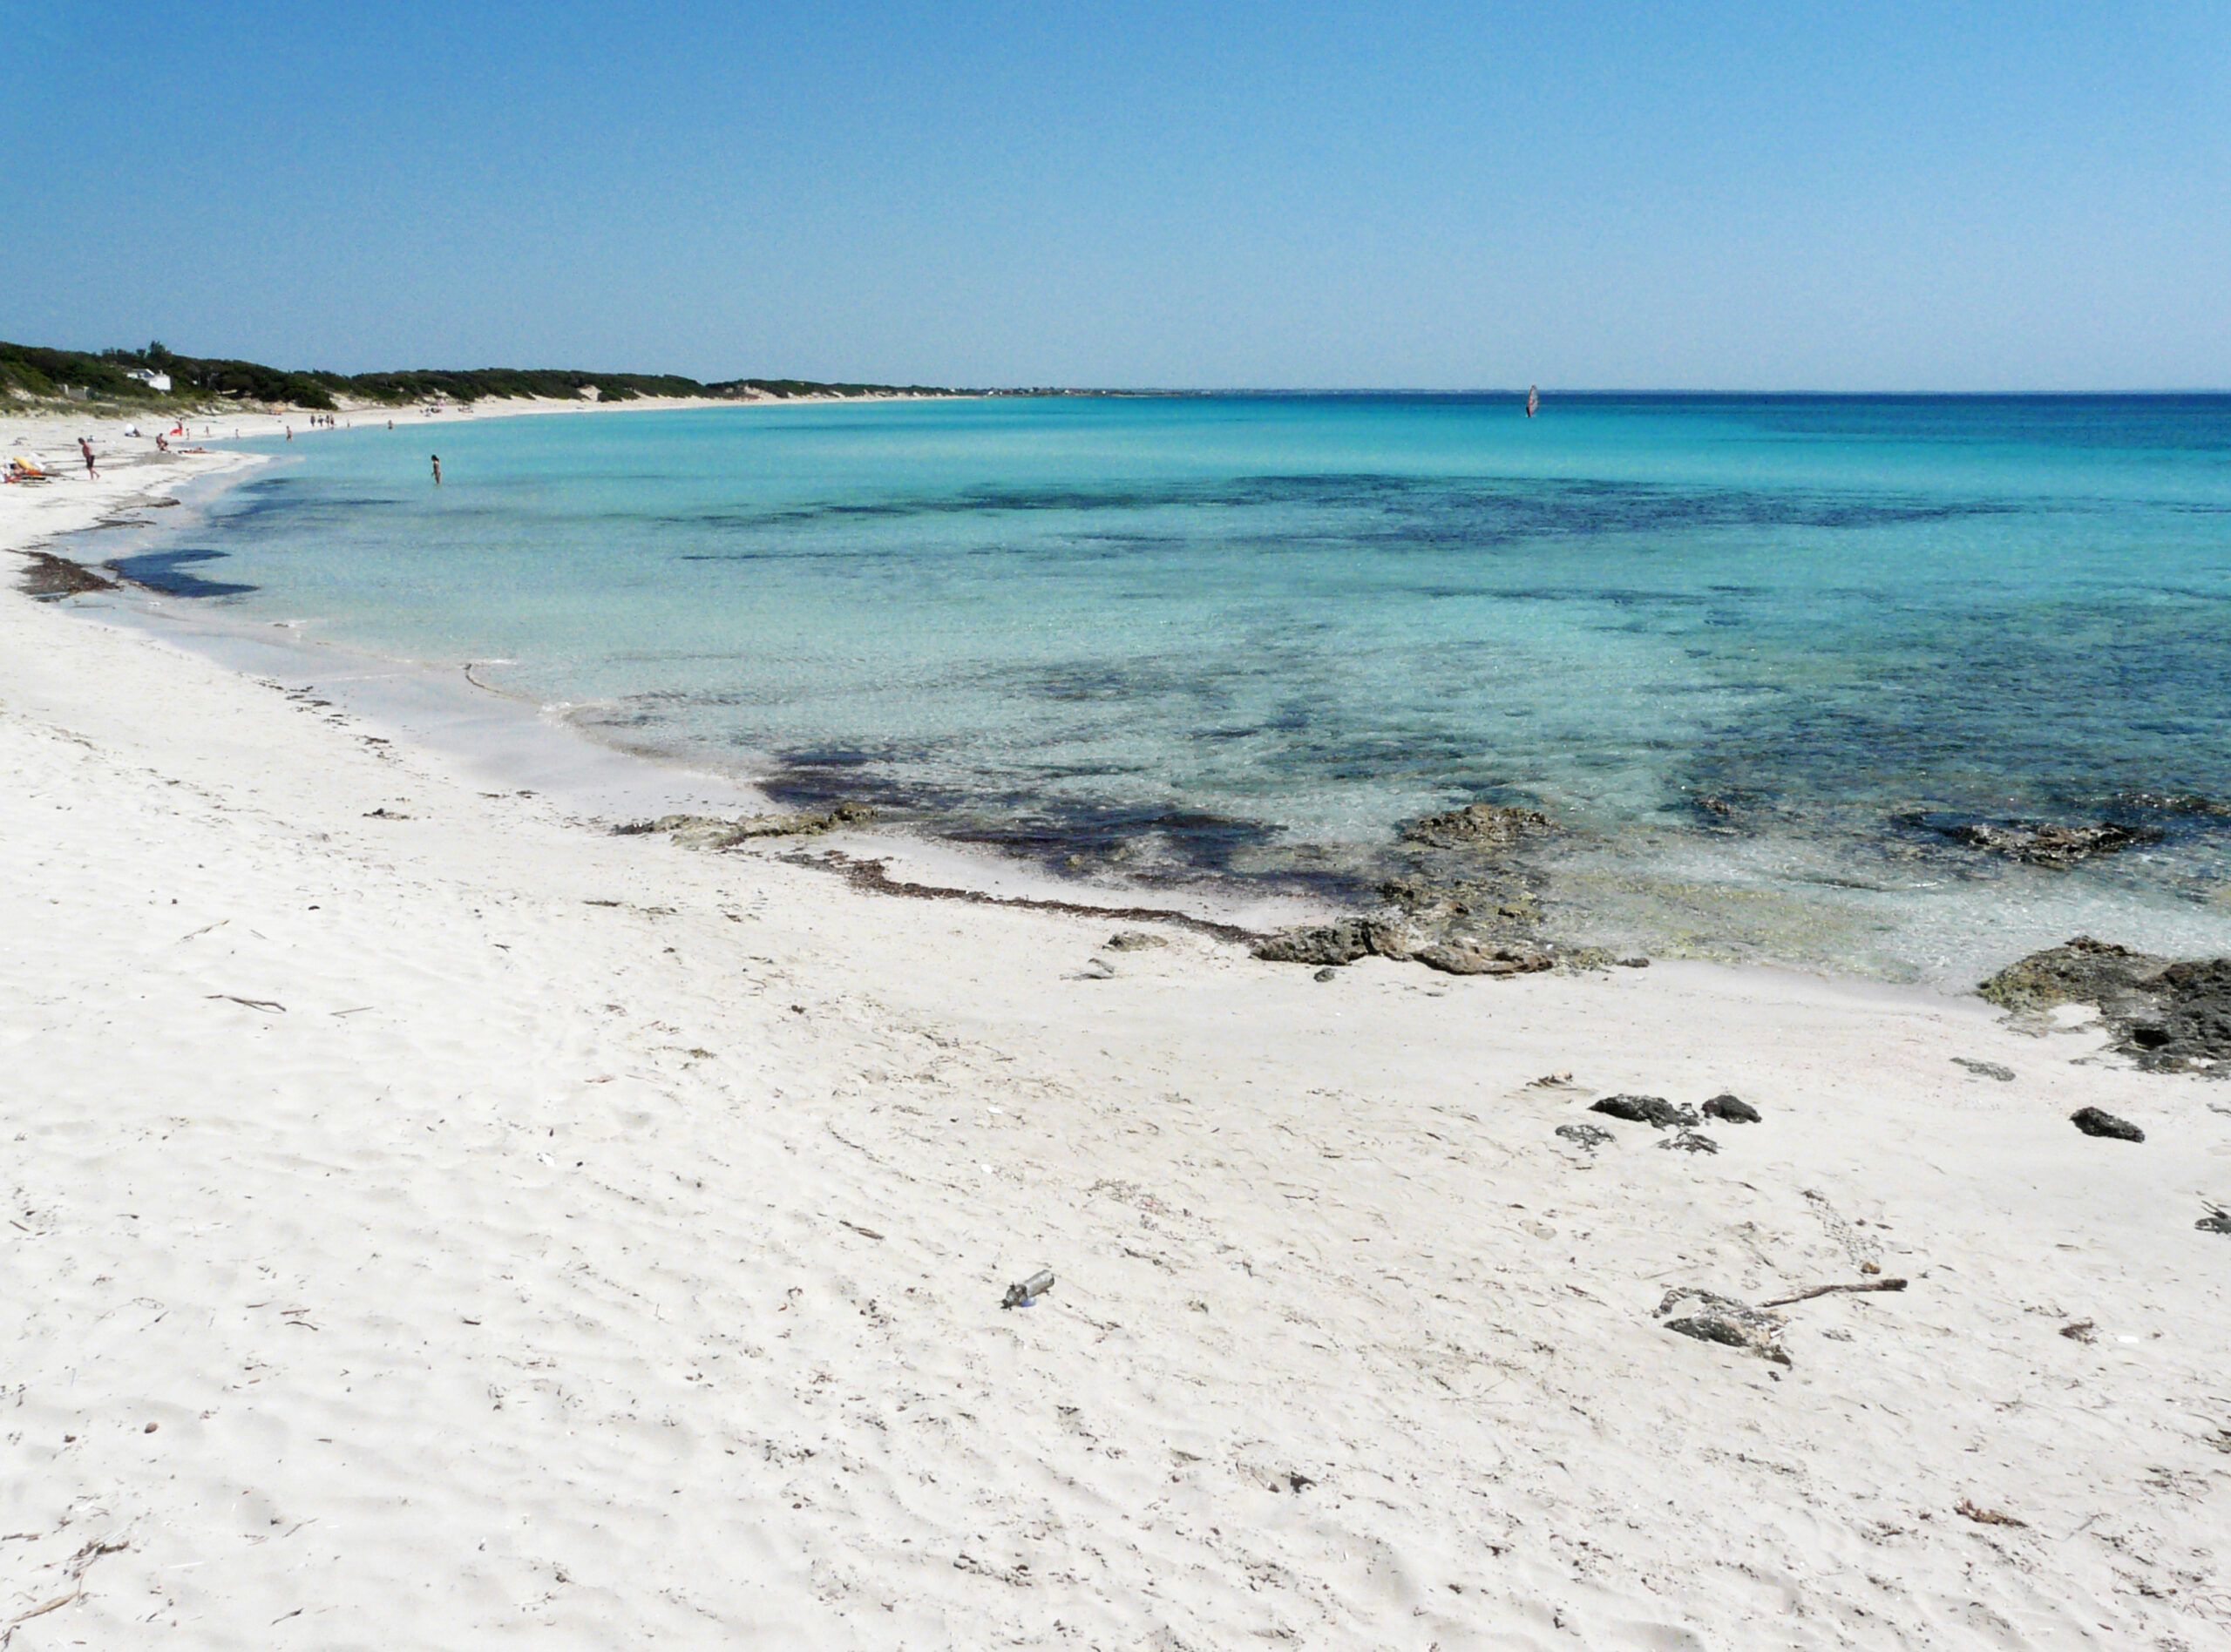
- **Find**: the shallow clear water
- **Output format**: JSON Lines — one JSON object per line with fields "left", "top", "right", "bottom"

{"left": 121, "top": 394, "right": 2231, "bottom": 980}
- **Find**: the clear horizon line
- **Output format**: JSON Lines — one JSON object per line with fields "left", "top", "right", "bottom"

{"left": 1054, "top": 385, "right": 2231, "bottom": 397}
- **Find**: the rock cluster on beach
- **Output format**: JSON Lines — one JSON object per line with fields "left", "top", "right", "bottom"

{"left": 1590, "top": 1093, "right": 1699, "bottom": 1128}
{"left": 615, "top": 800, "right": 873, "bottom": 849}
{"left": 1570, "top": 1090, "right": 1766, "bottom": 1157}
{"left": 1255, "top": 798, "right": 1602, "bottom": 978}
{"left": 1253, "top": 917, "right": 1555, "bottom": 977}
{"left": 1979, "top": 935, "right": 2231, "bottom": 1073}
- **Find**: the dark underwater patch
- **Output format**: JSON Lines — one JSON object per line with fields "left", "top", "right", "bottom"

{"left": 104, "top": 550, "right": 258, "bottom": 598}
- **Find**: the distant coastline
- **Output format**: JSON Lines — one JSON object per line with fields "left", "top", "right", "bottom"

{"left": 1, "top": 336, "right": 1027, "bottom": 417}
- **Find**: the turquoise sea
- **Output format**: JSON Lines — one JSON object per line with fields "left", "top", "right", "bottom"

{"left": 112, "top": 394, "right": 2231, "bottom": 982}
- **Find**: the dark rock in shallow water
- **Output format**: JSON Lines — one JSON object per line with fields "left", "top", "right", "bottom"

{"left": 1658, "top": 1130, "right": 1719, "bottom": 1154}
{"left": 1702, "top": 1093, "right": 1760, "bottom": 1123}
{"left": 1590, "top": 1094, "right": 1699, "bottom": 1129}
{"left": 1936, "top": 820, "right": 2160, "bottom": 867}
{"left": 1252, "top": 917, "right": 1414, "bottom": 967}
{"left": 1951, "top": 1058, "right": 2017, "bottom": 1082}
{"left": 1398, "top": 802, "right": 1552, "bottom": 851}
{"left": 2070, "top": 1107, "right": 2145, "bottom": 1142}
{"left": 1555, "top": 1122, "right": 1616, "bottom": 1151}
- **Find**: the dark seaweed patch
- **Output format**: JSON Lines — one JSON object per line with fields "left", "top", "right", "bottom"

{"left": 104, "top": 550, "right": 258, "bottom": 598}
{"left": 653, "top": 473, "right": 2017, "bottom": 552}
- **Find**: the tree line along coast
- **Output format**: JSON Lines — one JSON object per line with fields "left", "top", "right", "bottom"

{"left": 0, "top": 339, "right": 973, "bottom": 413}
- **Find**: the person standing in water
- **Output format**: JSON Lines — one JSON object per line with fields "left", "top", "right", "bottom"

{"left": 431, "top": 454, "right": 442, "bottom": 485}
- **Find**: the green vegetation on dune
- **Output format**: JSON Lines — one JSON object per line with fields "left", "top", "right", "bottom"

{"left": 0, "top": 339, "right": 957, "bottom": 410}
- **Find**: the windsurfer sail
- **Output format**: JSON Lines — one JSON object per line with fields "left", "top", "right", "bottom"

{"left": 1526, "top": 384, "right": 1539, "bottom": 418}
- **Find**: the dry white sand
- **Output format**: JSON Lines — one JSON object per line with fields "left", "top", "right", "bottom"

{"left": 3, "top": 425, "right": 2228, "bottom": 1649}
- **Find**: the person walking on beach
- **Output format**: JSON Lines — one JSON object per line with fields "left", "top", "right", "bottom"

{"left": 78, "top": 437, "right": 97, "bottom": 479}
{"left": 431, "top": 453, "right": 442, "bottom": 485}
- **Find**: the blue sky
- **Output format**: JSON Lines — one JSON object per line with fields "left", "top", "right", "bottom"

{"left": 3, "top": 2, "right": 2226, "bottom": 388}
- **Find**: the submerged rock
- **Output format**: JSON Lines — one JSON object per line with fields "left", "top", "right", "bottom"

{"left": 1933, "top": 819, "right": 2160, "bottom": 867}
{"left": 2070, "top": 1107, "right": 2144, "bottom": 1142}
{"left": 1590, "top": 1094, "right": 1699, "bottom": 1129}
{"left": 1398, "top": 802, "right": 1553, "bottom": 851}
{"left": 1702, "top": 1093, "right": 1760, "bottom": 1123}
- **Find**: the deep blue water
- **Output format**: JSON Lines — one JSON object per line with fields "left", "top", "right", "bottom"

{"left": 119, "top": 393, "right": 2231, "bottom": 979}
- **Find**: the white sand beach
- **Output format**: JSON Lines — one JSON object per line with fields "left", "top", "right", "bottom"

{"left": 3, "top": 424, "right": 2228, "bottom": 1649}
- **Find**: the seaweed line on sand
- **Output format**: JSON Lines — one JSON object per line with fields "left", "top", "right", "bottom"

{"left": 783, "top": 849, "right": 1264, "bottom": 945}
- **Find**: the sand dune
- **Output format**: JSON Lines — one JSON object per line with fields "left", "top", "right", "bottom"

{"left": 3, "top": 430, "right": 2228, "bottom": 1648}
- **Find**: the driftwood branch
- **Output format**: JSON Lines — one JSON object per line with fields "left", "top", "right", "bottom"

{"left": 1760, "top": 1278, "right": 1907, "bottom": 1309}
{"left": 7, "top": 1586, "right": 81, "bottom": 1626}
